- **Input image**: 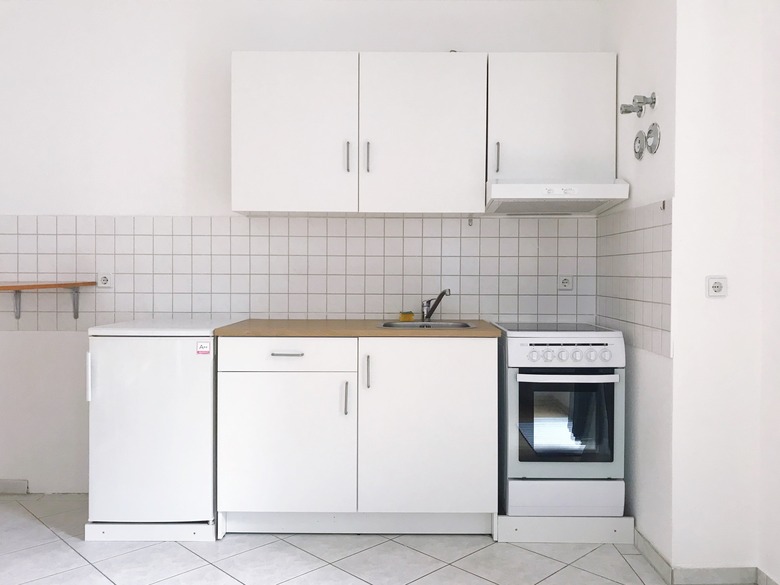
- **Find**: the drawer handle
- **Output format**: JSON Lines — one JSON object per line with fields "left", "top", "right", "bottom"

{"left": 270, "top": 352, "right": 305, "bottom": 357}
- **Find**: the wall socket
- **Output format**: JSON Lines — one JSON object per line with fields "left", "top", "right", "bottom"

{"left": 706, "top": 275, "right": 727, "bottom": 297}
{"left": 558, "top": 275, "right": 574, "bottom": 291}
{"left": 97, "top": 273, "right": 113, "bottom": 288}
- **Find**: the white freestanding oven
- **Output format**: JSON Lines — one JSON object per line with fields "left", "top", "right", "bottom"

{"left": 497, "top": 323, "right": 626, "bottom": 517}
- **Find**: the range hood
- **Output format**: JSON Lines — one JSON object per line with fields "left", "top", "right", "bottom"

{"left": 486, "top": 179, "right": 629, "bottom": 216}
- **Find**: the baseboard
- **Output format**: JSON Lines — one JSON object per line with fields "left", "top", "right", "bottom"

{"left": 758, "top": 569, "right": 780, "bottom": 585}
{"left": 634, "top": 529, "right": 673, "bottom": 584}
{"left": 0, "top": 479, "right": 28, "bottom": 494}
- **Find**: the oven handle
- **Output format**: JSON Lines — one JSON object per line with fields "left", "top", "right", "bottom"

{"left": 516, "top": 373, "right": 619, "bottom": 384}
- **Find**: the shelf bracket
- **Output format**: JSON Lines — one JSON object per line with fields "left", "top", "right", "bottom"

{"left": 13, "top": 290, "right": 21, "bottom": 320}
{"left": 71, "top": 287, "right": 80, "bottom": 320}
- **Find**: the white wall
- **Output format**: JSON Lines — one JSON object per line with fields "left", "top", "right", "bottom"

{"left": 672, "top": 0, "right": 763, "bottom": 569}
{"left": 600, "top": 0, "right": 676, "bottom": 209}
{"left": 0, "top": 0, "right": 603, "bottom": 217}
{"left": 761, "top": 0, "right": 780, "bottom": 580}
{"left": 600, "top": 0, "right": 675, "bottom": 562}
{"left": 0, "top": 333, "right": 89, "bottom": 493}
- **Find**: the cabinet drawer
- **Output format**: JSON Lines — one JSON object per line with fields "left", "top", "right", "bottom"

{"left": 218, "top": 337, "right": 357, "bottom": 372}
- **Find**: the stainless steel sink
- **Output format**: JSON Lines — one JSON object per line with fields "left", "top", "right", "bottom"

{"left": 380, "top": 321, "right": 474, "bottom": 329}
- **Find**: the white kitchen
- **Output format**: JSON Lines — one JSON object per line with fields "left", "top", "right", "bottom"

{"left": 0, "top": 1, "right": 778, "bottom": 585}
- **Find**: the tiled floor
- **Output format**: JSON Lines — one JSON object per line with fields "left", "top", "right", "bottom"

{"left": 0, "top": 495, "right": 665, "bottom": 585}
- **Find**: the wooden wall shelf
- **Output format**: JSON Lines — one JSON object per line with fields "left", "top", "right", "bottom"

{"left": 0, "top": 281, "right": 97, "bottom": 320}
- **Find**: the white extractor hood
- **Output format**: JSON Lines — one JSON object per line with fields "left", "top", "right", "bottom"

{"left": 485, "top": 179, "right": 629, "bottom": 216}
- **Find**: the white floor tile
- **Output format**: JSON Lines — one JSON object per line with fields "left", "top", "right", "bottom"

{"left": 283, "top": 565, "right": 371, "bottom": 585}
{"left": 625, "top": 554, "right": 666, "bottom": 585}
{"left": 453, "top": 543, "right": 565, "bottom": 585}
{"left": 0, "top": 495, "right": 43, "bottom": 502}
{"left": 573, "top": 544, "right": 643, "bottom": 585}
{"left": 154, "top": 565, "right": 243, "bottom": 584}
{"left": 21, "top": 495, "right": 88, "bottom": 519}
{"left": 181, "top": 533, "right": 278, "bottom": 563}
{"left": 394, "top": 535, "right": 494, "bottom": 564}
{"left": 0, "top": 541, "right": 87, "bottom": 585}
{"left": 60, "top": 534, "right": 160, "bottom": 564}
{"left": 94, "top": 542, "right": 207, "bottom": 585}
{"left": 334, "top": 540, "right": 445, "bottom": 585}
{"left": 286, "top": 533, "right": 388, "bottom": 562}
{"left": 215, "top": 539, "right": 326, "bottom": 585}
{"left": 0, "top": 502, "right": 59, "bottom": 556}
{"left": 24, "top": 565, "right": 114, "bottom": 585}
{"left": 538, "top": 565, "right": 622, "bottom": 585}
{"left": 39, "top": 507, "right": 88, "bottom": 540}
{"left": 412, "top": 565, "right": 496, "bottom": 585}
{"left": 617, "top": 544, "right": 641, "bottom": 555}
{"left": 512, "top": 542, "right": 600, "bottom": 564}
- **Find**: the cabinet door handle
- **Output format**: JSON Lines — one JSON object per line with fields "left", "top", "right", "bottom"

{"left": 366, "top": 355, "right": 371, "bottom": 388}
{"left": 366, "top": 141, "right": 371, "bottom": 173}
{"left": 344, "top": 380, "right": 349, "bottom": 415}
{"left": 496, "top": 141, "right": 501, "bottom": 173}
{"left": 346, "top": 141, "right": 350, "bottom": 173}
{"left": 270, "top": 352, "right": 304, "bottom": 357}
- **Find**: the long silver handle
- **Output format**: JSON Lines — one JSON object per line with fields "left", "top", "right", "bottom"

{"left": 346, "top": 141, "right": 350, "bottom": 172}
{"left": 516, "top": 373, "right": 619, "bottom": 384}
{"left": 86, "top": 352, "right": 92, "bottom": 402}
{"left": 270, "top": 352, "right": 304, "bottom": 357}
{"left": 366, "top": 355, "right": 371, "bottom": 388}
{"left": 344, "top": 381, "right": 349, "bottom": 415}
{"left": 366, "top": 141, "right": 370, "bottom": 173}
{"left": 495, "top": 141, "right": 501, "bottom": 173}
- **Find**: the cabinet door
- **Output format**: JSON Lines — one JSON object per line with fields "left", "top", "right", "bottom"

{"left": 232, "top": 52, "right": 358, "bottom": 212}
{"left": 358, "top": 337, "right": 497, "bottom": 513}
{"left": 218, "top": 372, "right": 357, "bottom": 512}
{"left": 359, "top": 53, "right": 487, "bottom": 213}
{"left": 488, "top": 53, "right": 616, "bottom": 183}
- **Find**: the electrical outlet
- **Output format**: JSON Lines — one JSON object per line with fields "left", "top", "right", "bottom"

{"left": 97, "top": 273, "right": 113, "bottom": 288}
{"left": 706, "top": 276, "right": 727, "bottom": 297}
{"left": 558, "top": 275, "right": 574, "bottom": 291}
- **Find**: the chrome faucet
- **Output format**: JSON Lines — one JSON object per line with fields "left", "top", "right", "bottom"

{"left": 421, "top": 289, "right": 451, "bottom": 322}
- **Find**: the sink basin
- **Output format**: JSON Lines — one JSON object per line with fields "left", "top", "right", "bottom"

{"left": 380, "top": 321, "right": 474, "bottom": 329}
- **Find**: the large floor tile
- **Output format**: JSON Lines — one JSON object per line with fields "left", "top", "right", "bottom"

{"left": 94, "top": 542, "right": 207, "bottom": 585}
{"left": 512, "top": 542, "right": 600, "bottom": 564}
{"left": 215, "top": 539, "right": 326, "bottom": 585}
{"left": 60, "top": 534, "right": 160, "bottom": 564}
{"left": 334, "top": 540, "right": 445, "bottom": 585}
{"left": 154, "top": 565, "right": 243, "bottom": 584}
{"left": 39, "top": 507, "right": 88, "bottom": 540}
{"left": 0, "top": 541, "right": 87, "bottom": 585}
{"left": 181, "top": 533, "right": 278, "bottom": 563}
{"left": 538, "top": 565, "right": 623, "bottom": 585}
{"left": 394, "top": 535, "right": 493, "bottom": 563}
{"left": 286, "top": 533, "right": 388, "bottom": 562}
{"left": 625, "top": 555, "right": 667, "bottom": 585}
{"left": 283, "top": 565, "right": 371, "bottom": 585}
{"left": 453, "top": 543, "right": 565, "bottom": 585}
{"left": 0, "top": 503, "right": 59, "bottom": 556}
{"left": 412, "top": 565, "right": 496, "bottom": 585}
{"left": 617, "top": 544, "right": 641, "bottom": 555}
{"left": 0, "top": 495, "right": 43, "bottom": 502}
{"left": 25, "top": 565, "right": 114, "bottom": 584}
{"left": 573, "top": 544, "right": 643, "bottom": 585}
{"left": 21, "top": 495, "right": 88, "bottom": 519}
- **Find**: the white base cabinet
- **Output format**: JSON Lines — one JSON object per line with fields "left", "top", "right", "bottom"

{"left": 217, "top": 336, "right": 497, "bottom": 524}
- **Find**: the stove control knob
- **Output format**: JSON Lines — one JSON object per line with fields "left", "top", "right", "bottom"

{"left": 543, "top": 350, "right": 556, "bottom": 362}
{"left": 585, "top": 349, "right": 598, "bottom": 362}
{"left": 571, "top": 350, "right": 583, "bottom": 362}
{"left": 600, "top": 349, "right": 613, "bottom": 362}
{"left": 528, "top": 350, "right": 540, "bottom": 362}
{"left": 558, "top": 350, "right": 569, "bottom": 361}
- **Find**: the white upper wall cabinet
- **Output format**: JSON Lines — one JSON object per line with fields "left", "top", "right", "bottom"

{"left": 358, "top": 52, "right": 487, "bottom": 213}
{"left": 232, "top": 52, "right": 359, "bottom": 213}
{"left": 487, "top": 53, "right": 616, "bottom": 183}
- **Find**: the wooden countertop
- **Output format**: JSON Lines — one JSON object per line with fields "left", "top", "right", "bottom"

{"left": 0, "top": 281, "right": 97, "bottom": 291}
{"left": 215, "top": 319, "right": 501, "bottom": 338}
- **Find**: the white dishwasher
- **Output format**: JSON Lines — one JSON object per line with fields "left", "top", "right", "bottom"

{"left": 84, "top": 318, "right": 231, "bottom": 542}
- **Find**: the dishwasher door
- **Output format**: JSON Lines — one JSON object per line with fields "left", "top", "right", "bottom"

{"left": 88, "top": 335, "right": 214, "bottom": 523}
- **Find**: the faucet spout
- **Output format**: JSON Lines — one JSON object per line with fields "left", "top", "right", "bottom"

{"left": 422, "top": 288, "right": 451, "bottom": 321}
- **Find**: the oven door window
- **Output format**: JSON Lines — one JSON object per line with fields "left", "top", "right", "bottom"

{"left": 517, "top": 368, "right": 615, "bottom": 463}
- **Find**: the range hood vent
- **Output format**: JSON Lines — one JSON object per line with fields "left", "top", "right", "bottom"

{"left": 486, "top": 180, "right": 629, "bottom": 216}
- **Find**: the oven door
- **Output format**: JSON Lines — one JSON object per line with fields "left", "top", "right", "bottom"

{"left": 506, "top": 367, "right": 625, "bottom": 479}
